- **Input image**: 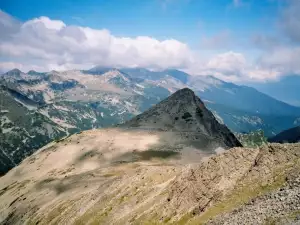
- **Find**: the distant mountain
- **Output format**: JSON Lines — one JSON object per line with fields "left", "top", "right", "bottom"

{"left": 121, "top": 88, "right": 242, "bottom": 148}
{"left": 251, "top": 75, "right": 300, "bottom": 107}
{"left": 0, "top": 85, "right": 67, "bottom": 175}
{"left": 268, "top": 126, "right": 300, "bottom": 143}
{"left": 189, "top": 76, "right": 300, "bottom": 116}
{"left": 1, "top": 67, "right": 300, "bottom": 174}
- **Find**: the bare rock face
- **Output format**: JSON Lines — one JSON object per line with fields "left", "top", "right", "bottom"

{"left": 160, "top": 143, "right": 300, "bottom": 225}
{"left": 121, "top": 88, "right": 242, "bottom": 148}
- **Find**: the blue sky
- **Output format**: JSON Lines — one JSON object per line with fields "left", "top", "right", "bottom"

{"left": 0, "top": 0, "right": 299, "bottom": 83}
{"left": 1, "top": 0, "right": 283, "bottom": 46}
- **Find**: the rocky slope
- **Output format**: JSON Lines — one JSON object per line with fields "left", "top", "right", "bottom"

{"left": 0, "top": 128, "right": 300, "bottom": 224}
{"left": 0, "top": 68, "right": 169, "bottom": 174}
{"left": 120, "top": 88, "right": 241, "bottom": 149}
{"left": 1, "top": 88, "right": 300, "bottom": 224}
{"left": 269, "top": 125, "right": 300, "bottom": 143}
{"left": 0, "top": 87, "right": 242, "bottom": 224}
{"left": 0, "top": 85, "right": 67, "bottom": 175}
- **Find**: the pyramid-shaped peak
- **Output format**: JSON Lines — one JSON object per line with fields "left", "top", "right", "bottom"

{"left": 121, "top": 88, "right": 242, "bottom": 148}
{"left": 169, "top": 88, "right": 196, "bottom": 98}
{"left": 174, "top": 87, "right": 194, "bottom": 94}
{"left": 164, "top": 87, "right": 204, "bottom": 106}
{"left": 7, "top": 68, "right": 22, "bottom": 74}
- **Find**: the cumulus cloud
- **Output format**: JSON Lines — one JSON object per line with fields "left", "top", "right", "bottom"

{"left": 206, "top": 51, "right": 246, "bottom": 75}
{"left": 187, "top": 51, "right": 280, "bottom": 83}
{"left": 258, "top": 47, "right": 300, "bottom": 75}
{"left": 0, "top": 5, "right": 299, "bottom": 83}
{"left": 251, "top": 0, "right": 300, "bottom": 78}
{"left": 0, "top": 10, "right": 194, "bottom": 72}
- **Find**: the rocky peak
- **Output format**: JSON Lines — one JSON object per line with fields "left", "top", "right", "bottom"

{"left": 4, "top": 68, "right": 23, "bottom": 76}
{"left": 166, "top": 87, "right": 200, "bottom": 101}
{"left": 121, "top": 88, "right": 242, "bottom": 148}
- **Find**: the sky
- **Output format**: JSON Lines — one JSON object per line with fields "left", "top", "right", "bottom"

{"left": 0, "top": 0, "right": 300, "bottom": 83}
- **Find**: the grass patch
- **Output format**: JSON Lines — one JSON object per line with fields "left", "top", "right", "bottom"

{"left": 113, "top": 150, "right": 180, "bottom": 165}
{"left": 263, "top": 217, "right": 277, "bottom": 225}
{"left": 287, "top": 209, "right": 300, "bottom": 220}
{"left": 102, "top": 173, "right": 118, "bottom": 177}
{"left": 176, "top": 172, "right": 287, "bottom": 225}
{"left": 74, "top": 205, "right": 113, "bottom": 225}
{"left": 136, "top": 150, "right": 179, "bottom": 161}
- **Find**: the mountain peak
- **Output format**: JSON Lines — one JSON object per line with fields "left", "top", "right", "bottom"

{"left": 121, "top": 88, "right": 242, "bottom": 148}
{"left": 170, "top": 87, "right": 195, "bottom": 97}
{"left": 163, "top": 87, "right": 205, "bottom": 107}
{"left": 27, "top": 70, "right": 38, "bottom": 75}
{"left": 6, "top": 68, "right": 22, "bottom": 74}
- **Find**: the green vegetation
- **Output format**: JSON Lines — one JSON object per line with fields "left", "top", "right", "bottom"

{"left": 136, "top": 150, "right": 180, "bottom": 161}
{"left": 182, "top": 112, "right": 192, "bottom": 120}
{"left": 236, "top": 130, "right": 268, "bottom": 148}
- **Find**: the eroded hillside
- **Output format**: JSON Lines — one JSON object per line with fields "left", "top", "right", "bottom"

{"left": 0, "top": 127, "right": 300, "bottom": 225}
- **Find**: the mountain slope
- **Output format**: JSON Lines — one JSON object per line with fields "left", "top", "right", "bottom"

{"left": 121, "top": 88, "right": 241, "bottom": 148}
{"left": 0, "top": 85, "right": 68, "bottom": 175}
{"left": 0, "top": 128, "right": 300, "bottom": 224}
{"left": 268, "top": 125, "right": 300, "bottom": 143}
{"left": 190, "top": 76, "right": 300, "bottom": 116}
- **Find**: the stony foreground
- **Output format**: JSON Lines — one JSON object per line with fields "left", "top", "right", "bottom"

{"left": 1, "top": 129, "right": 300, "bottom": 224}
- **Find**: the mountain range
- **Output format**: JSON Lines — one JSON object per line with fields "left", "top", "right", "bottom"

{"left": 1, "top": 67, "right": 300, "bottom": 174}
{"left": 1, "top": 87, "right": 300, "bottom": 225}
{"left": 251, "top": 75, "right": 300, "bottom": 107}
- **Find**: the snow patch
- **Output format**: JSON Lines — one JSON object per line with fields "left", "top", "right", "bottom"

{"left": 54, "top": 105, "right": 70, "bottom": 111}
{"left": 133, "top": 89, "right": 143, "bottom": 95}
{"left": 135, "top": 83, "right": 145, "bottom": 88}
{"left": 14, "top": 98, "right": 37, "bottom": 110}
{"left": 111, "top": 97, "right": 120, "bottom": 105}
{"left": 2, "top": 127, "right": 14, "bottom": 133}
{"left": 51, "top": 118, "right": 76, "bottom": 128}
{"left": 125, "top": 101, "right": 133, "bottom": 106}
{"left": 118, "top": 110, "right": 126, "bottom": 115}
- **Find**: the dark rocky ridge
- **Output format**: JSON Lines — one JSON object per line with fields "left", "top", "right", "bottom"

{"left": 121, "top": 88, "right": 242, "bottom": 148}
{"left": 269, "top": 125, "right": 300, "bottom": 143}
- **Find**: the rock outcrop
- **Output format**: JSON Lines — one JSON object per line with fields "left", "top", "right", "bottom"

{"left": 121, "top": 88, "right": 242, "bottom": 149}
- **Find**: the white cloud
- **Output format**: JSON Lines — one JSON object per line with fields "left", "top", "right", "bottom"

{"left": 186, "top": 51, "right": 280, "bottom": 83}
{"left": 250, "top": 0, "right": 300, "bottom": 78}
{"left": 0, "top": 10, "right": 194, "bottom": 73}
{"left": 207, "top": 51, "right": 246, "bottom": 74}
{"left": 258, "top": 47, "right": 300, "bottom": 75}
{"left": 23, "top": 16, "right": 66, "bottom": 30}
{"left": 0, "top": 7, "right": 299, "bottom": 83}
